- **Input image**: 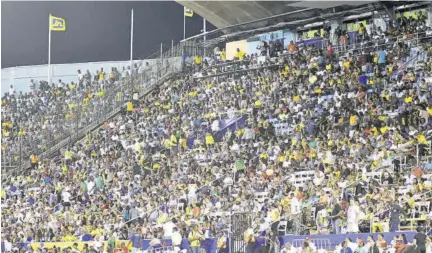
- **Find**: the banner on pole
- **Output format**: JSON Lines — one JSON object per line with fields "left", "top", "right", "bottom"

{"left": 184, "top": 7, "right": 194, "bottom": 17}
{"left": 50, "top": 15, "right": 66, "bottom": 31}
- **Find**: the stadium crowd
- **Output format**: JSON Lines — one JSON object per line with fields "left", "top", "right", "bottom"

{"left": 2, "top": 13, "right": 432, "bottom": 253}
{"left": 0, "top": 62, "right": 159, "bottom": 168}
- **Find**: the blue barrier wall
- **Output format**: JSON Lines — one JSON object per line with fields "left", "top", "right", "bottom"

{"left": 0, "top": 232, "right": 419, "bottom": 252}
{"left": 279, "top": 232, "right": 417, "bottom": 249}
{"left": 138, "top": 232, "right": 417, "bottom": 251}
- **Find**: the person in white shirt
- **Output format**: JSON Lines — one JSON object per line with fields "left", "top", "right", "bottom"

{"left": 163, "top": 218, "right": 176, "bottom": 239}
{"left": 316, "top": 208, "right": 329, "bottom": 234}
{"left": 281, "top": 243, "right": 297, "bottom": 253}
{"left": 77, "top": 69, "right": 84, "bottom": 86}
{"left": 172, "top": 227, "right": 183, "bottom": 252}
{"left": 290, "top": 193, "right": 302, "bottom": 234}
{"left": 62, "top": 188, "right": 71, "bottom": 210}
{"left": 346, "top": 238, "right": 359, "bottom": 253}
{"left": 313, "top": 169, "right": 325, "bottom": 186}
{"left": 9, "top": 84, "right": 15, "bottom": 95}
{"left": 346, "top": 198, "right": 361, "bottom": 233}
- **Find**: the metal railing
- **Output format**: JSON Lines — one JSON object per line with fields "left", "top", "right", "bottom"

{"left": 1, "top": 47, "right": 184, "bottom": 174}
{"left": 298, "top": 31, "right": 432, "bottom": 55}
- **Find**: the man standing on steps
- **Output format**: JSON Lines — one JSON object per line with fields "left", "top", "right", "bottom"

{"left": 389, "top": 199, "right": 407, "bottom": 232}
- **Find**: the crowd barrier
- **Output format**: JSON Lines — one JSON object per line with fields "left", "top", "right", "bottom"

{"left": 1, "top": 240, "right": 133, "bottom": 252}
{"left": 133, "top": 232, "right": 418, "bottom": 251}
{"left": 0, "top": 232, "right": 419, "bottom": 252}
{"left": 279, "top": 232, "right": 417, "bottom": 250}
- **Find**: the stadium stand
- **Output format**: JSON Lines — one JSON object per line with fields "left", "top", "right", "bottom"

{"left": 1, "top": 57, "right": 182, "bottom": 171}
{"left": 2, "top": 3, "right": 432, "bottom": 253}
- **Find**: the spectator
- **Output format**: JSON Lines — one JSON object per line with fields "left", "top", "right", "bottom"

{"left": 234, "top": 48, "right": 245, "bottom": 61}
{"left": 413, "top": 226, "right": 427, "bottom": 253}
{"left": 288, "top": 41, "right": 297, "bottom": 53}
{"left": 341, "top": 241, "right": 353, "bottom": 253}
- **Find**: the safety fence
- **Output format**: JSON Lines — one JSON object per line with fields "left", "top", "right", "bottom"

{"left": 296, "top": 31, "right": 432, "bottom": 55}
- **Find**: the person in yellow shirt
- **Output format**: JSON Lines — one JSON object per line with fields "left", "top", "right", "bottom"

{"left": 270, "top": 203, "right": 281, "bottom": 235}
{"left": 349, "top": 114, "right": 358, "bottom": 128}
{"left": 220, "top": 49, "right": 226, "bottom": 62}
{"left": 358, "top": 23, "right": 366, "bottom": 34}
{"left": 109, "top": 68, "right": 116, "bottom": 84}
{"left": 30, "top": 153, "right": 38, "bottom": 169}
{"left": 61, "top": 232, "right": 77, "bottom": 242}
{"left": 127, "top": 101, "right": 133, "bottom": 115}
{"left": 188, "top": 225, "right": 203, "bottom": 253}
{"left": 99, "top": 68, "right": 105, "bottom": 82}
{"left": 404, "top": 94, "right": 413, "bottom": 104}
{"left": 217, "top": 231, "right": 227, "bottom": 253}
{"left": 205, "top": 133, "right": 215, "bottom": 147}
{"left": 417, "top": 132, "right": 429, "bottom": 156}
{"left": 234, "top": 48, "right": 245, "bottom": 61}
{"left": 195, "top": 55, "right": 202, "bottom": 65}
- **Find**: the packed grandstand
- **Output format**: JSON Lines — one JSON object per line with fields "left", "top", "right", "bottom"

{"left": 2, "top": 3, "right": 432, "bottom": 253}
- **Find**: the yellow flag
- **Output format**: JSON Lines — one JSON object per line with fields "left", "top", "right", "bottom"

{"left": 50, "top": 15, "right": 66, "bottom": 31}
{"left": 184, "top": 7, "right": 193, "bottom": 17}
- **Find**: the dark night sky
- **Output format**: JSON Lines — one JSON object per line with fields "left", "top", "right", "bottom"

{"left": 1, "top": 1, "right": 215, "bottom": 68}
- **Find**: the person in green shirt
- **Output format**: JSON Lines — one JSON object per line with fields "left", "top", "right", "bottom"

{"left": 96, "top": 175, "right": 103, "bottom": 190}
{"left": 108, "top": 233, "right": 116, "bottom": 249}
{"left": 81, "top": 180, "right": 88, "bottom": 193}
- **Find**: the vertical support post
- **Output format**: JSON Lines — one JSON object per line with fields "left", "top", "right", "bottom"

{"left": 48, "top": 14, "right": 52, "bottom": 85}
{"left": 183, "top": 12, "right": 186, "bottom": 40}
{"left": 203, "top": 18, "right": 207, "bottom": 57}
{"left": 130, "top": 9, "right": 134, "bottom": 93}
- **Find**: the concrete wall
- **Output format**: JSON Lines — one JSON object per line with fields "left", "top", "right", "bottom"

{"left": 1, "top": 59, "right": 161, "bottom": 95}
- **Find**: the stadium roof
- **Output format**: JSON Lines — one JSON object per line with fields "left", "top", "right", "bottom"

{"left": 177, "top": 1, "right": 375, "bottom": 29}
{"left": 177, "top": 1, "right": 431, "bottom": 46}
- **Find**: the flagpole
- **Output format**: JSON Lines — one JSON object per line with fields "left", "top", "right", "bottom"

{"left": 48, "top": 14, "right": 52, "bottom": 85}
{"left": 183, "top": 11, "right": 186, "bottom": 40}
{"left": 203, "top": 18, "right": 207, "bottom": 57}
{"left": 130, "top": 9, "right": 134, "bottom": 72}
